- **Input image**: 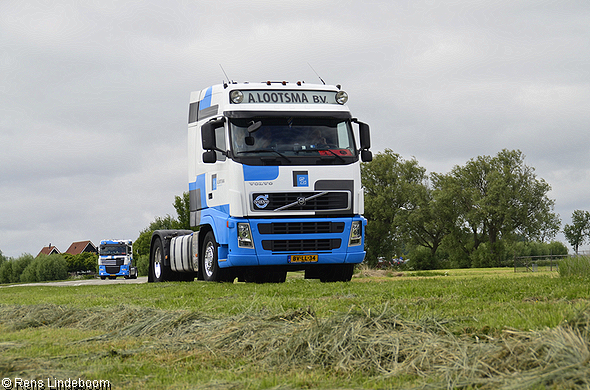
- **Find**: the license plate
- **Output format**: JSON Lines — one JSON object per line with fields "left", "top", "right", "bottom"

{"left": 288, "top": 254, "right": 318, "bottom": 263}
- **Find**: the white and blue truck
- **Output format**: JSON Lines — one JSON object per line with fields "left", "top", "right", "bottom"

{"left": 148, "top": 81, "right": 372, "bottom": 283}
{"left": 98, "top": 239, "right": 137, "bottom": 280}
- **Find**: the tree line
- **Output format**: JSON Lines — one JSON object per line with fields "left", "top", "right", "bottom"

{"left": 361, "top": 148, "right": 574, "bottom": 269}
{"left": 130, "top": 148, "right": 587, "bottom": 273}
{"left": 0, "top": 251, "right": 97, "bottom": 284}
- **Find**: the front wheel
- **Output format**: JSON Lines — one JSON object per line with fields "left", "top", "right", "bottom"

{"left": 202, "top": 231, "right": 220, "bottom": 282}
{"left": 201, "top": 231, "right": 233, "bottom": 282}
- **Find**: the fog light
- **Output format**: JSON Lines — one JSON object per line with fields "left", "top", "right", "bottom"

{"left": 237, "top": 223, "right": 254, "bottom": 248}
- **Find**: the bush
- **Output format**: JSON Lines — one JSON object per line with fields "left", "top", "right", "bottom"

{"left": 12, "top": 254, "right": 35, "bottom": 282}
{"left": 62, "top": 252, "right": 98, "bottom": 273}
{"left": 136, "top": 254, "right": 149, "bottom": 277}
{"left": 406, "top": 246, "right": 438, "bottom": 270}
{"left": 1, "top": 254, "right": 37, "bottom": 284}
{"left": 0, "top": 261, "right": 13, "bottom": 284}
{"left": 20, "top": 262, "right": 38, "bottom": 283}
{"left": 558, "top": 256, "right": 590, "bottom": 278}
{"left": 509, "top": 241, "right": 569, "bottom": 258}
{"left": 20, "top": 254, "right": 69, "bottom": 283}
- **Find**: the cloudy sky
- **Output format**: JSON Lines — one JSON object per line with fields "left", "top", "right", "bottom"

{"left": 1, "top": 0, "right": 589, "bottom": 258}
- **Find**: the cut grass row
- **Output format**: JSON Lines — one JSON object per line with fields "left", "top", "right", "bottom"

{"left": 1, "top": 268, "right": 590, "bottom": 389}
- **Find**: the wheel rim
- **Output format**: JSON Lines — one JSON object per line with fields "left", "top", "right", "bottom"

{"left": 154, "top": 246, "right": 162, "bottom": 279}
{"left": 204, "top": 241, "right": 215, "bottom": 278}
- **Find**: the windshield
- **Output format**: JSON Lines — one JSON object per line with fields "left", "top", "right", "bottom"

{"left": 229, "top": 117, "right": 357, "bottom": 165}
{"left": 99, "top": 245, "right": 128, "bottom": 256}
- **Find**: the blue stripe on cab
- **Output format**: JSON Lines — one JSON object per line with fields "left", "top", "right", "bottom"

{"left": 243, "top": 165, "right": 279, "bottom": 181}
{"left": 200, "top": 87, "right": 213, "bottom": 110}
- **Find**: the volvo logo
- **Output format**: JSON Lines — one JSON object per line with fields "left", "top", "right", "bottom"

{"left": 297, "top": 197, "right": 306, "bottom": 206}
{"left": 254, "top": 194, "right": 270, "bottom": 209}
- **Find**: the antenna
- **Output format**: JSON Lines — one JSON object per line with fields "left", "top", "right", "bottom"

{"left": 308, "top": 63, "right": 325, "bottom": 85}
{"left": 219, "top": 64, "right": 231, "bottom": 84}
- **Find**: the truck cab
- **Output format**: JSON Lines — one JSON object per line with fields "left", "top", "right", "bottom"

{"left": 98, "top": 239, "right": 137, "bottom": 280}
{"left": 149, "top": 81, "right": 371, "bottom": 283}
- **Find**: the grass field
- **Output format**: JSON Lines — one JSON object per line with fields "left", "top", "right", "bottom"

{"left": 1, "top": 268, "right": 590, "bottom": 389}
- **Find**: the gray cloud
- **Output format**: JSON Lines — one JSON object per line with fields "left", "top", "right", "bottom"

{"left": 1, "top": 0, "right": 589, "bottom": 257}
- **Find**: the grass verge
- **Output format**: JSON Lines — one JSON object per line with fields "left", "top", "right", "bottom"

{"left": 1, "top": 268, "right": 590, "bottom": 389}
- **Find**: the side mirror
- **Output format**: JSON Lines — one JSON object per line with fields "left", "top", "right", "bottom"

{"left": 202, "top": 150, "right": 217, "bottom": 164}
{"left": 359, "top": 122, "right": 371, "bottom": 150}
{"left": 201, "top": 117, "right": 225, "bottom": 150}
{"left": 361, "top": 149, "right": 373, "bottom": 162}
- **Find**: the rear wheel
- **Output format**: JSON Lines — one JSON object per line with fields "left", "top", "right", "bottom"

{"left": 150, "top": 237, "right": 170, "bottom": 282}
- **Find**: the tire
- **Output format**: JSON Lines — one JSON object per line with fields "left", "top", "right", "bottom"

{"left": 100, "top": 276, "right": 106, "bottom": 280}
{"left": 150, "top": 237, "right": 170, "bottom": 282}
{"left": 319, "top": 264, "right": 354, "bottom": 282}
{"left": 201, "top": 231, "right": 218, "bottom": 281}
{"left": 201, "top": 231, "right": 233, "bottom": 282}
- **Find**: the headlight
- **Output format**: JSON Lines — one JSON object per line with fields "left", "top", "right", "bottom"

{"left": 237, "top": 222, "right": 254, "bottom": 248}
{"left": 230, "top": 90, "right": 244, "bottom": 104}
{"left": 349, "top": 221, "right": 362, "bottom": 246}
{"left": 335, "top": 90, "right": 348, "bottom": 105}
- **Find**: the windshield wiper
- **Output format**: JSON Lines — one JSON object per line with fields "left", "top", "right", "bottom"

{"left": 237, "top": 149, "right": 292, "bottom": 163}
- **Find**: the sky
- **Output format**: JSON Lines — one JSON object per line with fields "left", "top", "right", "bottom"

{"left": 1, "top": 0, "right": 589, "bottom": 258}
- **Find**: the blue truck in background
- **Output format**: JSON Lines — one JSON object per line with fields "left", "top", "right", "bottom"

{"left": 98, "top": 239, "right": 137, "bottom": 280}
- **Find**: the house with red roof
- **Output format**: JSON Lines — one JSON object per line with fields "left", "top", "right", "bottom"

{"left": 37, "top": 244, "right": 61, "bottom": 257}
{"left": 65, "top": 240, "right": 97, "bottom": 255}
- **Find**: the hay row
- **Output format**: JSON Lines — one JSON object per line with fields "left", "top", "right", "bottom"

{"left": 1, "top": 304, "right": 589, "bottom": 389}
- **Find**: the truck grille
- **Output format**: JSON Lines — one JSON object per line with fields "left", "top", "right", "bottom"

{"left": 257, "top": 222, "right": 345, "bottom": 235}
{"left": 101, "top": 259, "right": 124, "bottom": 266}
{"left": 252, "top": 191, "right": 349, "bottom": 212}
{"left": 261, "top": 239, "right": 341, "bottom": 252}
{"left": 105, "top": 266, "right": 121, "bottom": 274}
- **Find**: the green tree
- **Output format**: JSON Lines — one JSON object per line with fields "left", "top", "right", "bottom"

{"left": 441, "top": 149, "right": 560, "bottom": 267}
{"left": 0, "top": 261, "right": 13, "bottom": 284}
{"left": 361, "top": 149, "right": 428, "bottom": 265}
{"left": 134, "top": 192, "right": 195, "bottom": 275}
{"left": 563, "top": 210, "right": 590, "bottom": 255}
{"left": 399, "top": 174, "right": 462, "bottom": 269}
{"left": 174, "top": 191, "right": 191, "bottom": 230}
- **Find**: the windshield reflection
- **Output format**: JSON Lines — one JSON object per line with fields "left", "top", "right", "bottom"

{"left": 229, "top": 117, "right": 357, "bottom": 160}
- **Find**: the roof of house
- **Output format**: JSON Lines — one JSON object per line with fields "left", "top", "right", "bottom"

{"left": 37, "top": 245, "right": 61, "bottom": 257}
{"left": 64, "top": 240, "right": 97, "bottom": 255}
